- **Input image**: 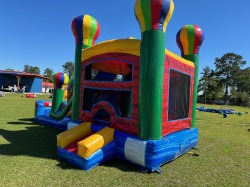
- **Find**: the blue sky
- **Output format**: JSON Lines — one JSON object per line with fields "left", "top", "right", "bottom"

{"left": 1, "top": 0, "right": 250, "bottom": 75}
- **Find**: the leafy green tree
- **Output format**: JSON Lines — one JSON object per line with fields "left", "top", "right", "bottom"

{"left": 214, "top": 53, "right": 246, "bottom": 103}
{"left": 31, "top": 66, "right": 40, "bottom": 75}
{"left": 198, "top": 67, "right": 224, "bottom": 103}
{"left": 206, "top": 76, "right": 224, "bottom": 101}
{"left": 43, "top": 68, "right": 54, "bottom": 82}
{"left": 229, "top": 67, "right": 250, "bottom": 105}
{"left": 198, "top": 66, "right": 211, "bottom": 104}
{"left": 5, "top": 68, "right": 14, "bottom": 71}
{"left": 235, "top": 67, "right": 250, "bottom": 94}
{"left": 62, "top": 61, "right": 74, "bottom": 80}
{"left": 24, "top": 65, "right": 29, "bottom": 73}
{"left": 23, "top": 65, "right": 41, "bottom": 75}
{"left": 233, "top": 92, "right": 250, "bottom": 106}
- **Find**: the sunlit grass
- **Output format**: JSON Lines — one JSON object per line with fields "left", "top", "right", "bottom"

{"left": 0, "top": 93, "right": 249, "bottom": 186}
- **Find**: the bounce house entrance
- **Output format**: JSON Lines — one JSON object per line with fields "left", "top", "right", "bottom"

{"left": 93, "top": 108, "right": 111, "bottom": 125}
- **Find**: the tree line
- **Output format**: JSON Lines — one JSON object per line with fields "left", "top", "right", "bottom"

{"left": 198, "top": 53, "right": 250, "bottom": 106}
{"left": 20, "top": 62, "right": 74, "bottom": 82}
{"left": 5, "top": 53, "right": 249, "bottom": 106}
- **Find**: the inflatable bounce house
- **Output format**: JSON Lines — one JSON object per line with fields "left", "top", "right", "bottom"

{"left": 34, "top": 0, "right": 204, "bottom": 173}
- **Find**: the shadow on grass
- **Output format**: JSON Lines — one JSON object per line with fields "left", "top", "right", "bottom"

{"left": 0, "top": 119, "right": 62, "bottom": 160}
{"left": 7, "top": 118, "right": 37, "bottom": 125}
{"left": 101, "top": 158, "right": 141, "bottom": 173}
{"left": 1, "top": 118, "right": 139, "bottom": 172}
{"left": 56, "top": 158, "right": 82, "bottom": 170}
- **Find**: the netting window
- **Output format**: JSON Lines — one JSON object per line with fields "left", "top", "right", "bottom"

{"left": 82, "top": 60, "right": 133, "bottom": 120}
{"left": 168, "top": 69, "right": 191, "bottom": 121}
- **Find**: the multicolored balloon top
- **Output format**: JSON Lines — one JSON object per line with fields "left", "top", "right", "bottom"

{"left": 176, "top": 25, "right": 204, "bottom": 56}
{"left": 71, "top": 14, "right": 100, "bottom": 47}
{"left": 135, "top": 0, "right": 174, "bottom": 33}
{"left": 52, "top": 72, "right": 69, "bottom": 89}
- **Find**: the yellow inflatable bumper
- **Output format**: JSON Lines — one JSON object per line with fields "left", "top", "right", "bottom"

{"left": 77, "top": 127, "right": 114, "bottom": 158}
{"left": 57, "top": 122, "right": 92, "bottom": 148}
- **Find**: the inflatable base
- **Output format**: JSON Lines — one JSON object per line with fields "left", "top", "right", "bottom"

{"left": 57, "top": 124, "right": 198, "bottom": 172}
{"left": 34, "top": 115, "right": 69, "bottom": 130}
{"left": 34, "top": 100, "right": 69, "bottom": 130}
{"left": 57, "top": 141, "right": 116, "bottom": 171}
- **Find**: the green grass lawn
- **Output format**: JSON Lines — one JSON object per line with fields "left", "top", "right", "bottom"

{"left": 0, "top": 93, "right": 249, "bottom": 187}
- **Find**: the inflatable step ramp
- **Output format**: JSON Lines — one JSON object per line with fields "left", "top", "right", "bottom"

{"left": 57, "top": 124, "right": 116, "bottom": 171}
{"left": 57, "top": 122, "right": 92, "bottom": 148}
{"left": 77, "top": 126, "right": 115, "bottom": 158}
